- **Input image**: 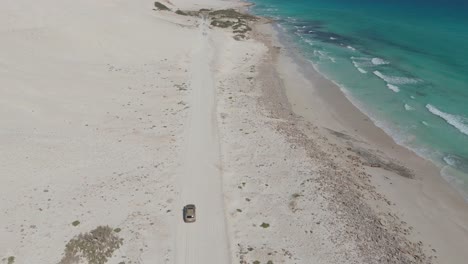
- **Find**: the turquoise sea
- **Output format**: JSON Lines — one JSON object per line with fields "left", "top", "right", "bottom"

{"left": 249, "top": 0, "right": 468, "bottom": 199}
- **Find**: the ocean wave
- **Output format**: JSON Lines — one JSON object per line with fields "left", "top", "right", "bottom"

{"left": 440, "top": 165, "right": 468, "bottom": 202}
{"left": 347, "top": 46, "right": 356, "bottom": 51}
{"left": 443, "top": 155, "right": 458, "bottom": 166}
{"left": 277, "top": 24, "right": 286, "bottom": 31}
{"left": 373, "top": 71, "right": 420, "bottom": 85}
{"left": 426, "top": 104, "right": 468, "bottom": 136}
{"left": 314, "top": 50, "right": 335, "bottom": 62}
{"left": 314, "top": 50, "right": 324, "bottom": 57}
{"left": 304, "top": 38, "right": 315, "bottom": 46}
{"left": 410, "top": 95, "right": 416, "bottom": 99}
{"left": 371, "top": 57, "right": 389, "bottom": 65}
{"left": 357, "top": 67, "right": 367, "bottom": 73}
{"left": 351, "top": 61, "right": 367, "bottom": 73}
{"left": 422, "top": 121, "right": 429, "bottom": 126}
{"left": 387, "top": 84, "right": 400, "bottom": 93}
{"left": 350, "top": 57, "right": 374, "bottom": 67}
{"left": 442, "top": 154, "right": 468, "bottom": 171}
{"left": 351, "top": 56, "right": 369, "bottom": 60}
{"left": 404, "top": 104, "right": 414, "bottom": 111}
{"left": 351, "top": 57, "right": 389, "bottom": 66}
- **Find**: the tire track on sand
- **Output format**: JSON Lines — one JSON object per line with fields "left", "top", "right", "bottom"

{"left": 174, "top": 15, "right": 230, "bottom": 264}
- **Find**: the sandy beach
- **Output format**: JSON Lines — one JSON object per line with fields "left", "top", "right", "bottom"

{"left": 1, "top": 0, "right": 467, "bottom": 263}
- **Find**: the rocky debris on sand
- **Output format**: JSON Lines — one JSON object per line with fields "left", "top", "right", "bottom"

{"left": 255, "top": 36, "right": 432, "bottom": 263}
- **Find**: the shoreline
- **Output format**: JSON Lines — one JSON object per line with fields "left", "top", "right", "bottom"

{"left": 251, "top": 17, "right": 468, "bottom": 263}
{"left": 271, "top": 21, "right": 468, "bottom": 199}
{"left": 248, "top": 2, "right": 468, "bottom": 203}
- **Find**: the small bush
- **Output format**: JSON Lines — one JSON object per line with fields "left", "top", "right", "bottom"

{"left": 72, "top": 220, "right": 80, "bottom": 227}
{"left": 175, "top": 10, "right": 187, "bottom": 16}
{"left": 292, "top": 193, "right": 302, "bottom": 198}
{"left": 154, "top": 2, "right": 170, "bottom": 11}
{"left": 233, "top": 34, "right": 246, "bottom": 41}
{"left": 211, "top": 20, "right": 234, "bottom": 28}
{"left": 7, "top": 256, "right": 15, "bottom": 264}
{"left": 260, "top": 222, "right": 270, "bottom": 228}
{"left": 232, "top": 22, "right": 252, "bottom": 34}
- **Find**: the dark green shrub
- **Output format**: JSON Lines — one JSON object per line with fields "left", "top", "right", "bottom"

{"left": 154, "top": 2, "right": 170, "bottom": 11}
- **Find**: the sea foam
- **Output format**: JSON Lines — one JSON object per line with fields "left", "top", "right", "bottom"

{"left": 387, "top": 84, "right": 400, "bottom": 92}
{"left": 371, "top": 57, "right": 389, "bottom": 65}
{"left": 404, "top": 104, "right": 414, "bottom": 111}
{"left": 426, "top": 104, "right": 468, "bottom": 136}
{"left": 314, "top": 50, "right": 335, "bottom": 62}
{"left": 352, "top": 61, "right": 367, "bottom": 73}
{"left": 357, "top": 67, "right": 367, "bottom": 74}
{"left": 304, "top": 38, "right": 315, "bottom": 46}
{"left": 373, "top": 71, "right": 420, "bottom": 85}
{"left": 351, "top": 57, "right": 374, "bottom": 67}
{"left": 443, "top": 155, "right": 458, "bottom": 166}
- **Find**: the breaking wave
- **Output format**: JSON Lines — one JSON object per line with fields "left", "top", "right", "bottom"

{"left": 373, "top": 71, "right": 420, "bottom": 85}
{"left": 351, "top": 61, "right": 367, "bottom": 73}
{"left": 404, "top": 104, "right": 414, "bottom": 111}
{"left": 387, "top": 84, "right": 400, "bottom": 92}
{"left": 426, "top": 104, "right": 468, "bottom": 136}
{"left": 371, "top": 57, "right": 389, "bottom": 65}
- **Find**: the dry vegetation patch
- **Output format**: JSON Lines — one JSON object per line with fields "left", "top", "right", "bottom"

{"left": 59, "top": 226, "right": 123, "bottom": 264}
{"left": 172, "top": 8, "right": 259, "bottom": 40}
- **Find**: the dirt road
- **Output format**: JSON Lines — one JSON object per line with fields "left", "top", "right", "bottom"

{"left": 174, "top": 16, "right": 230, "bottom": 264}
